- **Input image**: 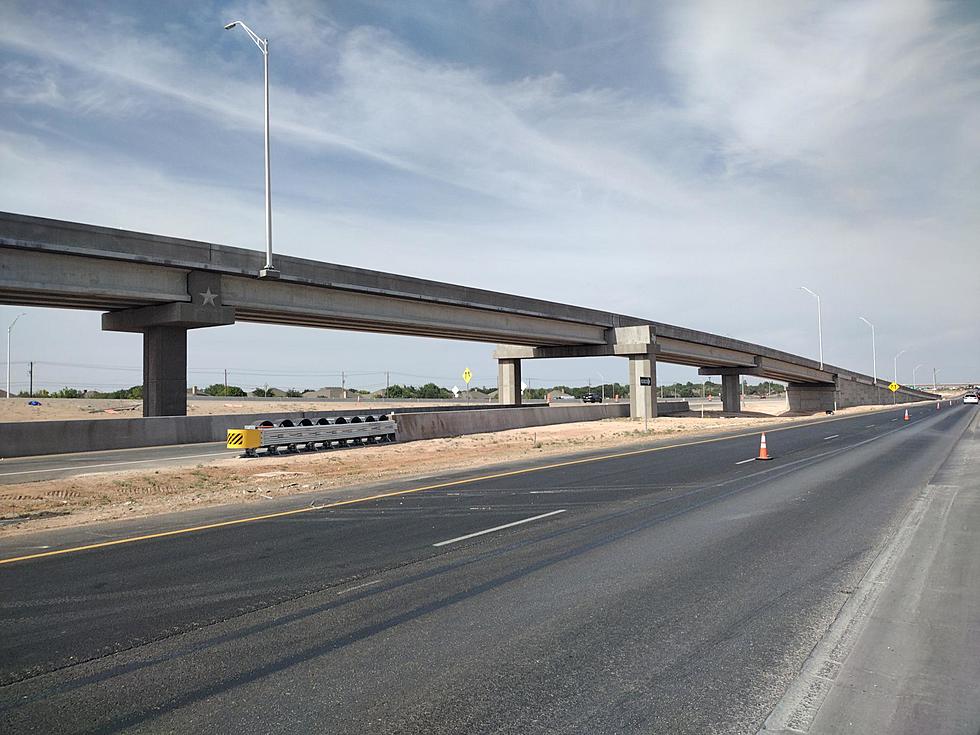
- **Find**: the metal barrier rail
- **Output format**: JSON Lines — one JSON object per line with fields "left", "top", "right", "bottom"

{"left": 227, "top": 414, "right": 397, "bottom": 457}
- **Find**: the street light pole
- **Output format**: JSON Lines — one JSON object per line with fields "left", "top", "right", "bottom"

{"left": 912, "top": 363, "right": 923, "bottom": 389}
{"left": 800, "top": 286, "right": 823, "bottom": 369}
{"left": 858, "top": 316, "right": 877, "bottom": 401}
{"left": 6, "top": 312, "right": 26, "bottom": 399}
{"left": 933, "top": 367, "right": 939, "bottom": 391}
{"left": 225, "top": 19, "right": 279, "bottom": 279}
{"left": 893, "top": 350, "right": 906, "bottom": 384}
{"left": 893, "top": 349, "right": 906, "bottom": 404}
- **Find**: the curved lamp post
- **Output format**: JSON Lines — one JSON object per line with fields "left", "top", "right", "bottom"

{"left": 800, "top": 286, "right": 823, "bottom": 369}
{"left": 225, "top": 20, "right": 279, "bottom": 279}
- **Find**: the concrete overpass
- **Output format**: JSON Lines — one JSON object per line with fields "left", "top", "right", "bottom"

{"left": 0, "top": 212, "right": 938, "bottom": 417}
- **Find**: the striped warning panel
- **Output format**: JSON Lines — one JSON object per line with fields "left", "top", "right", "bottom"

{"left": 226, "top": 429, "right": 262, "bottom": 449}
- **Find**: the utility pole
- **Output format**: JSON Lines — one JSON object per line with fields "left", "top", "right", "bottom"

{"left": 385, "top": 371, "right": 389, "bottom": 400}
{"left": 224, "top": 369, "right": 228, "bottom": 392}
{"left": 28, "top": 361, "right": 33, "bottom": 397}
{"left": 342, "top": 370, "right": 346, "bottom": 399}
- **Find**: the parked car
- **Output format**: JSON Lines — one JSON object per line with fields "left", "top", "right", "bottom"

{"left": 582, "top": 393, "right": 603, "bottom": 403}
{"left": 963, "top": 394, "right": 979, "bottom": 404}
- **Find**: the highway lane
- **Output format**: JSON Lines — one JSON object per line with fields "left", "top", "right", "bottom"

{"left": 0, "top": 442, "right": 230, "bottom": 484}
{"left": 0, "top": 402, "right": 975, "bottom": 733}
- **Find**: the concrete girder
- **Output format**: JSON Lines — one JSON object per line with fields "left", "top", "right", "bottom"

{"left": 698, "top": 357, "right": 835, "bottom": 385}
{"left": 223, "top": 276, "right": 607, "bottom": 347}
{"left": 655, "top": 337, "right": 756, "bottom": 369}
{"left": 0, "top": 247, "right": 189, "bottom": 308}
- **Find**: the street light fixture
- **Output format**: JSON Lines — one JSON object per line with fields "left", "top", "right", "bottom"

{"left": 224, "top": 19, "right": 279, "bottom": 279}
{"left": 800, "top": 286, "right": 823, "bottom": 369}
{"left": 6, "top": 312, "right": 26, "bottom": 400}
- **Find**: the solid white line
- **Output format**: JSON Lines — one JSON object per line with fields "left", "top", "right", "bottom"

{"left": 823, "top": 435, "right": 840, "bottom": 440}
{"left": 735, "top": 458, "right": 757, "bottom": 465}
{"left": 0, "top": 451, "right": 230, "bottom": 478}
{"left": 433, "top": 509, "right": 567, "bottom": 547}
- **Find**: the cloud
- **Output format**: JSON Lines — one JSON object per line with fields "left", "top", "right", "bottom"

{"left": 0, "top": 0, "right": 977, "bottom": 387}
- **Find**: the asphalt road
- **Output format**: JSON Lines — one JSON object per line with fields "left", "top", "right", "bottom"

{"left": 0, "top": 402, "right": 976, "bottom": 734}
{"left": 0, "top": 442, "right": 230, "bottom": 484}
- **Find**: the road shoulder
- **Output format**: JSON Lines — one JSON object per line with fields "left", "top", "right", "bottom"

{"left": 761, "top": 409, "right": 980, "bottom": 734}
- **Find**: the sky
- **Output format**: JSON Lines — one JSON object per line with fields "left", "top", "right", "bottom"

{"left": 1, "top": 0, "right": 978, "bottom": 394}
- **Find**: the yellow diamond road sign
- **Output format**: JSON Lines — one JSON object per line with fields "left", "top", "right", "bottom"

{"left": 463, "top": 367, "right": 472, "bottom": 385}
{"left": 888, "top": 382, "right": 900, "bottom": 393}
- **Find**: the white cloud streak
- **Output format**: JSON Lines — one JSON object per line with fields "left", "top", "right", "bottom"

{"left": 0, "top": 0, "right": 977, "bottom": 387}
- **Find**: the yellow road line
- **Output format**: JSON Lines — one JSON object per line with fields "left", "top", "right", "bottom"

{"left": 0, "top": 409, "right": 908, "bottom": 566}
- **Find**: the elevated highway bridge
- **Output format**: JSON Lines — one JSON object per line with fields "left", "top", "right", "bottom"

{"left": 0, "top": 212, "right": 938, "bottom": 417}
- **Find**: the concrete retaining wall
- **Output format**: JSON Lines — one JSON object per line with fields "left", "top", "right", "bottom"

{"left": 395, "top": 400, "right": 689, "bottom": 442}
{"left": 788, "top": 377, "right": 940, "bottom": 413}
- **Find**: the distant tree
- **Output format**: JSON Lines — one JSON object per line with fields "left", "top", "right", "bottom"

{"left": 52, "top": 387, "right": 85, "bottom": 399}
{"left": 200, "top": 383, "right": 246, "bottom": 397}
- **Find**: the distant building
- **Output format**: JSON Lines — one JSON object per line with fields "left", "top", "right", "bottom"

{"left": 302, "top": 387, "right": 348, "bottom": 399}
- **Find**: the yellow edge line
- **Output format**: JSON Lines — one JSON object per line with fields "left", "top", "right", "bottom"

{"left": 0, "top": 407, "right": 910, "bottom": 565}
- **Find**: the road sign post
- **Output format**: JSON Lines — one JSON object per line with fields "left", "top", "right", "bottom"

{"left": 639, "top": 376, "right": 652, "bottom": 432}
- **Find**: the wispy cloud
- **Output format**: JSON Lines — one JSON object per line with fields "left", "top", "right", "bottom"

{"left": 0, "top": 0, "right": 977, "bottom": 387}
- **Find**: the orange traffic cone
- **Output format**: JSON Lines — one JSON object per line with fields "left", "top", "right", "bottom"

{"left": 757, "top": 432, "right": 773, "bottom": 460}
{"left": 903, "top": 409, "right": 910, "bottom": 421}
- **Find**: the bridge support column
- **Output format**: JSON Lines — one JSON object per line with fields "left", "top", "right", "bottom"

{"left": 497, "top": 358, "right": 522, "bottom": 406}
{"left": 722, "top": 374, "right": 741, "bottom": 413}
{"left": 102, "top": 272, "right": 235, "bottom": 417}
{"left": 628, "top": 351, "right": 657, "bottom": 421}
{"left": 143, "top": 326, "right": 188, "bottom": 417}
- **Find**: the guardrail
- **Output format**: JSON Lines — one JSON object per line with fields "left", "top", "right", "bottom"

{"left": 227, "top": 414, "right": 397, "bottom": 457}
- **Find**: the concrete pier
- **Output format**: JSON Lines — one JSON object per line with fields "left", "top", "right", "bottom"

{"left": 143, "top": 326, "right": 188, "bottom": 417}
{"left": 628, "top": 352, "right": 657, "bottom": 421}
{"left": 497, "top": 359, "right": 523, "bottom": 406}
{"left": 721, "top": 373, "right": 741, "bottom": 413}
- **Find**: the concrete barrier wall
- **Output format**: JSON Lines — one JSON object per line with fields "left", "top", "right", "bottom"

{"left": 0, "top": 404, "right": 518, "bottom": 459}
{"left": 394, "top": 400, "right": 689, "bottom": 442}
{"left": 0, "top": 400, "right": 689, "bottom": 458}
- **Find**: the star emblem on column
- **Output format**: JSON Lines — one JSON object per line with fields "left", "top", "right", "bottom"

{"left": 200, "top": 288, "right": 218, "bottom": 306}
